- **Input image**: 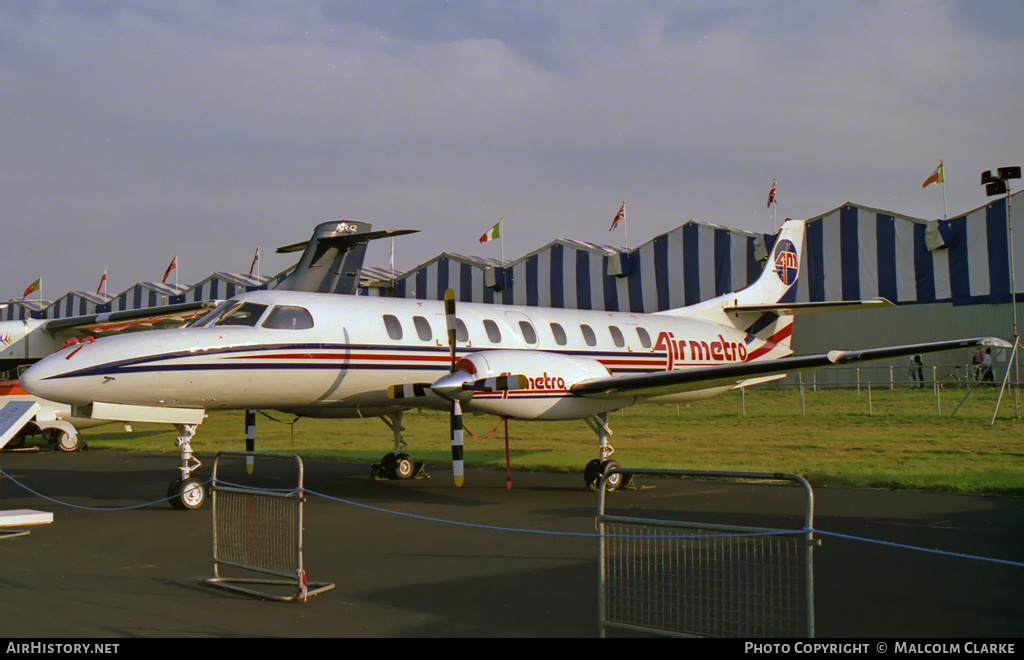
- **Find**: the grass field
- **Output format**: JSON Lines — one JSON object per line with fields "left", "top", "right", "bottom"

{"left": 73, "top": 386, "right": 1024, "bottom": 496}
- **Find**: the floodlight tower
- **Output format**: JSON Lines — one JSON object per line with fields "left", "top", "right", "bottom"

{"left": 981, "top": 166, "right": 1021, "bottom": 419}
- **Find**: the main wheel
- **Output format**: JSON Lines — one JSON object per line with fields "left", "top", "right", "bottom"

{"left": 583, "top": 459, "right": 602, "bottom": 488}
{"left": 393, "top": 453, "right": 415, "bottom": 479}
{"left": 379, "top": 452, "right": 397, "bottom": 477}
{"left": 50, "top": 429, "right": 83, "bottom": 452}
{"left": 168, "top": 477, "right": 206, "bottom": 510}
{"left": 599, "top": 459, "right": 624, "bottom": 491}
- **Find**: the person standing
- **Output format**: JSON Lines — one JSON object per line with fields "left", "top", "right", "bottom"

{"left": 982, "top": 348, "right": 995, "bottom": 385}
{"left": 909, "top": 355, "right": 924, "bottom": 388}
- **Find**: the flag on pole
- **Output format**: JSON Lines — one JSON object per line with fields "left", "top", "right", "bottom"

{"left": 609, "top": 202, "right": 625, "bottom": 231}
{"left": 96, "top": 270, "right": 107, "bottom": 295}
{"left": 249, "top": 245, "right": 260, "bottom": 276}
{"left": 479, "top": 221, "right": 501, "bottom": 243}
{"left": 767, "top": 180, "right": 777, "bottom": 208}
{"left": 922, "top": 162, "right": 944, "bottom": 188}
{"left": 22, "top": 277, "right": 40, "bottom": 299}
{"left": 162, "top": 255, "right": 177, "bottom": 283}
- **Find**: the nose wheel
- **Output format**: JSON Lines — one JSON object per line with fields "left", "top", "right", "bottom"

{"left": 167, "top": 476, "right": 206, "bottom": 510}
{"left": 583, "top": 414, "right": 630, "bottom": 491}
{"left": 168, "top": 424, "right": 205, "bottom": 509}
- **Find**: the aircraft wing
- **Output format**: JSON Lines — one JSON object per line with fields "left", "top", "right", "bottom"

{"left": 40, "top": 300, "right": 220, "bottom": 338}
{"left": 570, "top": 336, "right": 1010, "bottom": 399}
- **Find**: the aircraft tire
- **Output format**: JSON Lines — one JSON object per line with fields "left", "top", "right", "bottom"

{"left": 168, "top": 477, "right": 206, "bottom": 510}
{"left": 51, "top": 429, "right": 83, "bottom": 453}
{"left": 583, "top": 459, "right": 602, "bottom": 489}
{"left": 380, "top": 453, "right": 397, "bottom": 478}
{"left": 393, "top": 454, "right": 415, "bottom": 479}
{"left": 599, "top": 460, "right": 623, "bottom": 491}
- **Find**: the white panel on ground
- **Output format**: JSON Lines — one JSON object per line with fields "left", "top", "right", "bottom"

{"left": 0, "top": 509, "right": 53, "bottom": 527}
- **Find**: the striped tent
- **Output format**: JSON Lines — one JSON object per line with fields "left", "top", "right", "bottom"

{"left": 798, "top": 192, "right": 1022, "bottom": 306}
{"left": 382, "top": 222, "right": 773, "bottom": 313}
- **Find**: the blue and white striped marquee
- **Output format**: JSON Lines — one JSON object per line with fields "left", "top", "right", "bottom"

{"left": 186, "top": 272, "right": 270, "bottom": 304}
{"left": 380, "top": 224, "right": 773, "bottom": 314}
{"left": 47, "top": 291, "right": 111, "bottom": 319}
{"left": 8, "top": 192, "right": 1021, "bottom": 320}
{"left": 797, "top": 192, "right": 1021, "bottom": 307}
{"left": 372, "top": 192, "right": 1022, "bottom": 312}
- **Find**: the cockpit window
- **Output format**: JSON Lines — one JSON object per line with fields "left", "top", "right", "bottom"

{"left": 187, "top": 301, "right": 233, "bottom": 328}
{"left": 215, "top": 302, "right": 268, "bottom": 327}
{"left": 262, "top": 305, "right": 314, "bottom": 330}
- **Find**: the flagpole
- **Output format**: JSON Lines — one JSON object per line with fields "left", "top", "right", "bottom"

{"left": 940, "top": 160, "right": 948, "bottom": 219}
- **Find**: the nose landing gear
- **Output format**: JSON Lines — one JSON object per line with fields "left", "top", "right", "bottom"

{"left": 168, "top": 424, "right": 205, "bottom": 510}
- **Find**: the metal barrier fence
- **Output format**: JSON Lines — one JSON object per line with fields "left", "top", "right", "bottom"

{"left": 205, "top": 451, "right": 334, "bottom": 602}
{"left": 597, "top": 469, "right": 816, "bottom": 638}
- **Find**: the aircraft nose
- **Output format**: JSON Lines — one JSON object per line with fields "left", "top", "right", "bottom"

{"left": 20, "top": 355, "right": 68, "bottom": 402}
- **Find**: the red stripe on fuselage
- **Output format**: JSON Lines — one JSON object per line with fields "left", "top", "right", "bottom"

{"left": 743, "top": 322, "right": 793, "bottom": 362}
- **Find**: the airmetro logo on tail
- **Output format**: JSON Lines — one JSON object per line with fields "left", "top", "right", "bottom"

{"left": 773, "top": 239, "right": 799, "bottom": 285}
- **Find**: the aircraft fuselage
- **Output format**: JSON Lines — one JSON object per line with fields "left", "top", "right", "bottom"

{"left": 21, "top": 289, "right": 787, "bottom": 421}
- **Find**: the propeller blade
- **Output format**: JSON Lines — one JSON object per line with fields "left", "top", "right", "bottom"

{"left": 387, "top": 383, "right": 431, "bottom": 399}
{"left": 444, "top": 288, "right": 457, "bottom": 372}
{"left": 451, "top": 399, "right": 464, "bottom": 487}
{"left": 445, "top": 288, "right": 465, "bottom": 487}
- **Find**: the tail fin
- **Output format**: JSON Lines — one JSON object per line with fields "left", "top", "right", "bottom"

{"left": 729, "top": 218, "right": 805, "bottom": 309}
{"left": 660, "top": 218, "right": 805, "bottom": 317}
{"left": 659, "top": 218, "right": 806, "bottom": 358}
{"left": 275, "top": 221, "right": 418, "bottom": 294}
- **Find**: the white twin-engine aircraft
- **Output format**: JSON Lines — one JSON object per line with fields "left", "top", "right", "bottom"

{"left": 20, "top": 218, "right": 1008, "bottom": 509}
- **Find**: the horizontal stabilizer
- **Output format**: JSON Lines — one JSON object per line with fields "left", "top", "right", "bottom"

{"left": 724, "top": 297, "right": 895, "bottom": 315}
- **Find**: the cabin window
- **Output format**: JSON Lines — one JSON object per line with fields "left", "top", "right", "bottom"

{"left": 550, "top": 322, "right": 567, "bottom": 346}
{"left": 215, "top": 302, "right": 267, "bottom": 327}
{"left": 636, "top": 327, "right": 652, "bottom": 348}
{"left": 518, "top": 321, "right": 537, "bottom": 345}
{"left": 483, "top": 319, "right": 501, "bottom": 343}
{"left": 383, "top": 314, "right": 403, "bottom": 340}
{"left": 608, "top": 326, "right": 625, "bottom": 348}
{"left": 413, "top": 316, "right": 432, "bottom": 341}
{"left": 455, "top": 318, "right": 469, "bottom": 343}
{"left": 580, "top": 324, "right": 597, "bottom": 347}
{"left": 263, "top": 305, "right": 314, "bottom": 330}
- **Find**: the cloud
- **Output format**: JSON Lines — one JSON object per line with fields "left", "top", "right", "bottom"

{"left": 0, "top": 1, "right": 1019, "bottom": 298}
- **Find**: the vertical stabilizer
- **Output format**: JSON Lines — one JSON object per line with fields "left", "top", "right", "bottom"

{"left": 658, "top": 218, "right": 806, "bottom": 358}
{"left": 275, "top": 222, "right": 418, "bottom": 295}
{"left": 731, "top": 217, "right": 805, "bottom": 308}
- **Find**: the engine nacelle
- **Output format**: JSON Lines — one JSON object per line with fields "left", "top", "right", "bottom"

{"left": 457, "top": 350, "right": 635, "bottom": 420}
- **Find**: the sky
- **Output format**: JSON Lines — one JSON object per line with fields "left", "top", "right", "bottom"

{"left": 1, "top": 0, "right": 1021, "bottom": 300}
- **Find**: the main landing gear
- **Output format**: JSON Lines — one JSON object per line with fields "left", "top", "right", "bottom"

{"left": 167, "top": 423, "right": 206, "bottom": 510}
{"left": 371, "top": 412, "right": 427, "bottom": 481}
{"left": 583, "top": 413, "right": 631, "bottom": 491}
